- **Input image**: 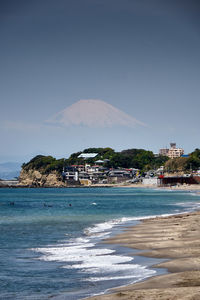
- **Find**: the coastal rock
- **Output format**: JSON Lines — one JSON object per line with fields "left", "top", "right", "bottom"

{"left": 19, "top": 169, "right": 66, "bottom": 187}
{"left": 45, "top": 173, "right": 64, "bottom": 187}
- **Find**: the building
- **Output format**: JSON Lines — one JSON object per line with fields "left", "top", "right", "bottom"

{"left": 62, "top": 166, "right": 79, "bottom": 182}
{"left": 159, "top": 148, "right": 169, "bottom": 156}
{"left": 78, "top": 153, "right": 98, "bottom": 159}
{"left": 168, "top": 143, "right": 184, "bottom": 159}
{"left": 86, "top": 165, "right": 100, "bottom": 173}
{"left": 71, "top": 165, "right": 85, "bottom": 172}
{"left": 107, "top": 169, "right": 132, "bottom": 184}
{"left": 159, "top": 143, "right": 184, "bottom": 159}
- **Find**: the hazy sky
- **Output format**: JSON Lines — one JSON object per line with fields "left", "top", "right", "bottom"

{"left": 1, "top": 0, "right": 200, "bottom": 162}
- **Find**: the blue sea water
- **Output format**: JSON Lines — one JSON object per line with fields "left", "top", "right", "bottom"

{"left": 0, "top": 187, "right": 200, "bottom": 300}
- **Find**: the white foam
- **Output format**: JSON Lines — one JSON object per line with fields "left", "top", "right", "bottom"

{"left": 33, "top": 245, "right": 114, "bottom": 262}
{"left": 83, "top": 217, "right": 137, "bottom": 237}
{"left": 175, "top": 202, "right": 200, "bottom": 210}
{"left": 190, "top": 193, "right": 200, "bottom": 197}
{"left": 30, "top": 213, "right": 162, "bottom": 289}
{"left": 72, "top": 237, "right": 90, "bottom": 244}
{"left": 90, "top": 231, "right": 111, "bottom": 238}
{"left": 32, "top": 213, "right": 177, "bottom": 267}
{"left": 84, "top": 220, "right": 118, "bottom": 235}
{"left": 32, "top": 237, "right": 157, "bottom": 285}
{"left": 85, "top": 271, "right": 155, "bottom": 282}
{"left": 66, "top": 254, "right": 133, "bottom": 270}
{"left": 84, "top": 214, "right": 176, "bottom": 238}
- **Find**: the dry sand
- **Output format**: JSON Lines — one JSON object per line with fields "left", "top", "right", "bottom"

{"left": 85, "top": 210, "right": 200, "bottom": 300}
{"left": 92, "top": 182, "right": 200, "bottom": 192}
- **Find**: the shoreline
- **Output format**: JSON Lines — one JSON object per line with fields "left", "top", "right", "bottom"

{"left": 1, "top": 182, "right": 200, "bottom": 192}
{"left": 2, "top": 184, "right": 200, "bottom": 298}
{"left": 85, "top": 209, "right": 200, "bottom": 300}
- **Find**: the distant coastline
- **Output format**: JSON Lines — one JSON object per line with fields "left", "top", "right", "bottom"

{"left": 1, "top": 180, "right": 200, "bottom": 192}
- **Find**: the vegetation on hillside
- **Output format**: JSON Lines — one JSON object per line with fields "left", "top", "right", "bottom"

{"left": 105, "top": 149, "right": 168, "bottom": 170}
{"left": 66, "top": 147, "right": 115, "bottom": 165}
{"left": 22, "top": 148, "right": 169, "bottom": 174}
{"left": 187, "top": 148, "right": 200, "bottom": 170}
{"left": 163, "top": 149, "right": 200, "bottom": 172}
{"left": 164, "top": 157, "right": 189, "bottom": 172}
{"left": 20, "top": 147, "right": 200, "bottom": 177}
{"left": 22, "top": 155, "right": 66, "bottom": 173}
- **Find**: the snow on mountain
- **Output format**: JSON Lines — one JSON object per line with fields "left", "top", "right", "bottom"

{"left": 47, "top": 99, "right": 145, "bottom": 128}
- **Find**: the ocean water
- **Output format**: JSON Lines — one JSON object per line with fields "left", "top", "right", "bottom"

{"left": 0, "top": 187, "right": 200, "bottom": 300}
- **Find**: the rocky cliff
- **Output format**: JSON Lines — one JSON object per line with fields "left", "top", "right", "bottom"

{"left": 19, "top": 169, "right": 66, "bottom": 187}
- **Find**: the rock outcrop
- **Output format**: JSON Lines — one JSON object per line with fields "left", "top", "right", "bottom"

{"left": 19, "top": 169, "right": 66, "bottom": 187}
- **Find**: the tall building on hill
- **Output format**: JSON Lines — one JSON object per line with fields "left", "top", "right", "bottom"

{"left": 159, "top": 148, "right": 169, "bottom": 156}
{"left": 168, "top": 143, "right": 184, "bottom": 159}
{"left": 159, "top": 143, "right": 184, "bottom": 159}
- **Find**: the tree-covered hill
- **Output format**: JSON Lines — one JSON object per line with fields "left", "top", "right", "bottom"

{"left": 21, "top": 147, "right": 169, "bottom": 174}
{"left": 22, "top": 155, "right": 66, "bottom": 174}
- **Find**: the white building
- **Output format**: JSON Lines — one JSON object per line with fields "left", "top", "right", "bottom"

{"left": 168, "top": 143, "right": 184, "bottom": 159}
{"left": 159, "top": 143, "right": 184, "bottom": 159}
{"left": 78, "top": 153, "right": 98, "bottom": 159}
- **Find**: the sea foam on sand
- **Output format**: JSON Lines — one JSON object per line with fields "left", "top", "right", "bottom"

{"left": 31, "top": 217, "right": 156, "bottom": 284}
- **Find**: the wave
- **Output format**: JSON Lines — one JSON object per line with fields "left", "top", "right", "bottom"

{"left": 174, "top": 201, "right": 200, "bottom": 211}
{"left": 31, "top": 215, "right": 158, "bottom": 289}
{"left": 31, "top": 203, "right": 198, "bottom": 296}
{"left": 85, "top": 271, "right": 155, "bottom": 282}
{"left": 32, "top": 241, "right": 155, "bottom": 289}
{"left": 83, "top": 214, "right": 175, "bottom": 238}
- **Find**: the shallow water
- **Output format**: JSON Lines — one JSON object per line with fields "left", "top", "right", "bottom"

{"left": 0, "top": 187, "right": 200, "bottom": 299}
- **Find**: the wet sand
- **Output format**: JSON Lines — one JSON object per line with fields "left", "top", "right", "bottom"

{"left": 86, "top": 210, "right": 200, "bottom": 300}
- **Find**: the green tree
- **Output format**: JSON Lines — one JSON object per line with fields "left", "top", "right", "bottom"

{"left": 22, "top": 155, "right": 67, "bottom": 174}
{"left": 186, "top": 148, "right": 200, "bottom": 170}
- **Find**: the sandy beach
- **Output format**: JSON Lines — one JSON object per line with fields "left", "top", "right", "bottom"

{"left": 86, "top": 208, "right": 200, "bottom": 300}
{"left": 92, "top": 182, "right": 200, "bottom": 192}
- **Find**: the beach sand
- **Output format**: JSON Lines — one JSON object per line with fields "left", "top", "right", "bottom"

{"left": 92, "top": 182, "right": 200, "bottom": 192}
{"left": 85, "top": 210, "right": 200, "bottom": 300}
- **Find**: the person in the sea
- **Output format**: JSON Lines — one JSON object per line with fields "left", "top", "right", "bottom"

{"left": 44, "top": 203, "right": 53, "bottom": 207}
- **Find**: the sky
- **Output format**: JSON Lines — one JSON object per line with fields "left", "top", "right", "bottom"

{"left": 1, "top": 0, "right": 200, "bottom": 163}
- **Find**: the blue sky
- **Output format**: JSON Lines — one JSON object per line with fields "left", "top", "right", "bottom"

{"left": 1, "top": 0, "right": 200, "bottom": 163}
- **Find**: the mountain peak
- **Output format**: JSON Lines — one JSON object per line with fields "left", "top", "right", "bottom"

{"left": 48, "top": 99, "right": 145, "bottom": 128}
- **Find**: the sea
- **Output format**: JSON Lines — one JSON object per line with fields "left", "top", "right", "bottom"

{"left": 0, "top": 187, "right": 200, "bottom": 300}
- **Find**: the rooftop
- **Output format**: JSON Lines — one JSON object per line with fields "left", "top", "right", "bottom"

{"left": 78, "top": 153, "right": 98, "bottom": 159}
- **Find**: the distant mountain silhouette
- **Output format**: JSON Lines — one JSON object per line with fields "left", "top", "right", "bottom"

{"left": 47, "top": 99, "right": 145, "bottom": 128}
{"left": 0, "top": 162, "right": 21, "bottom": 180}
